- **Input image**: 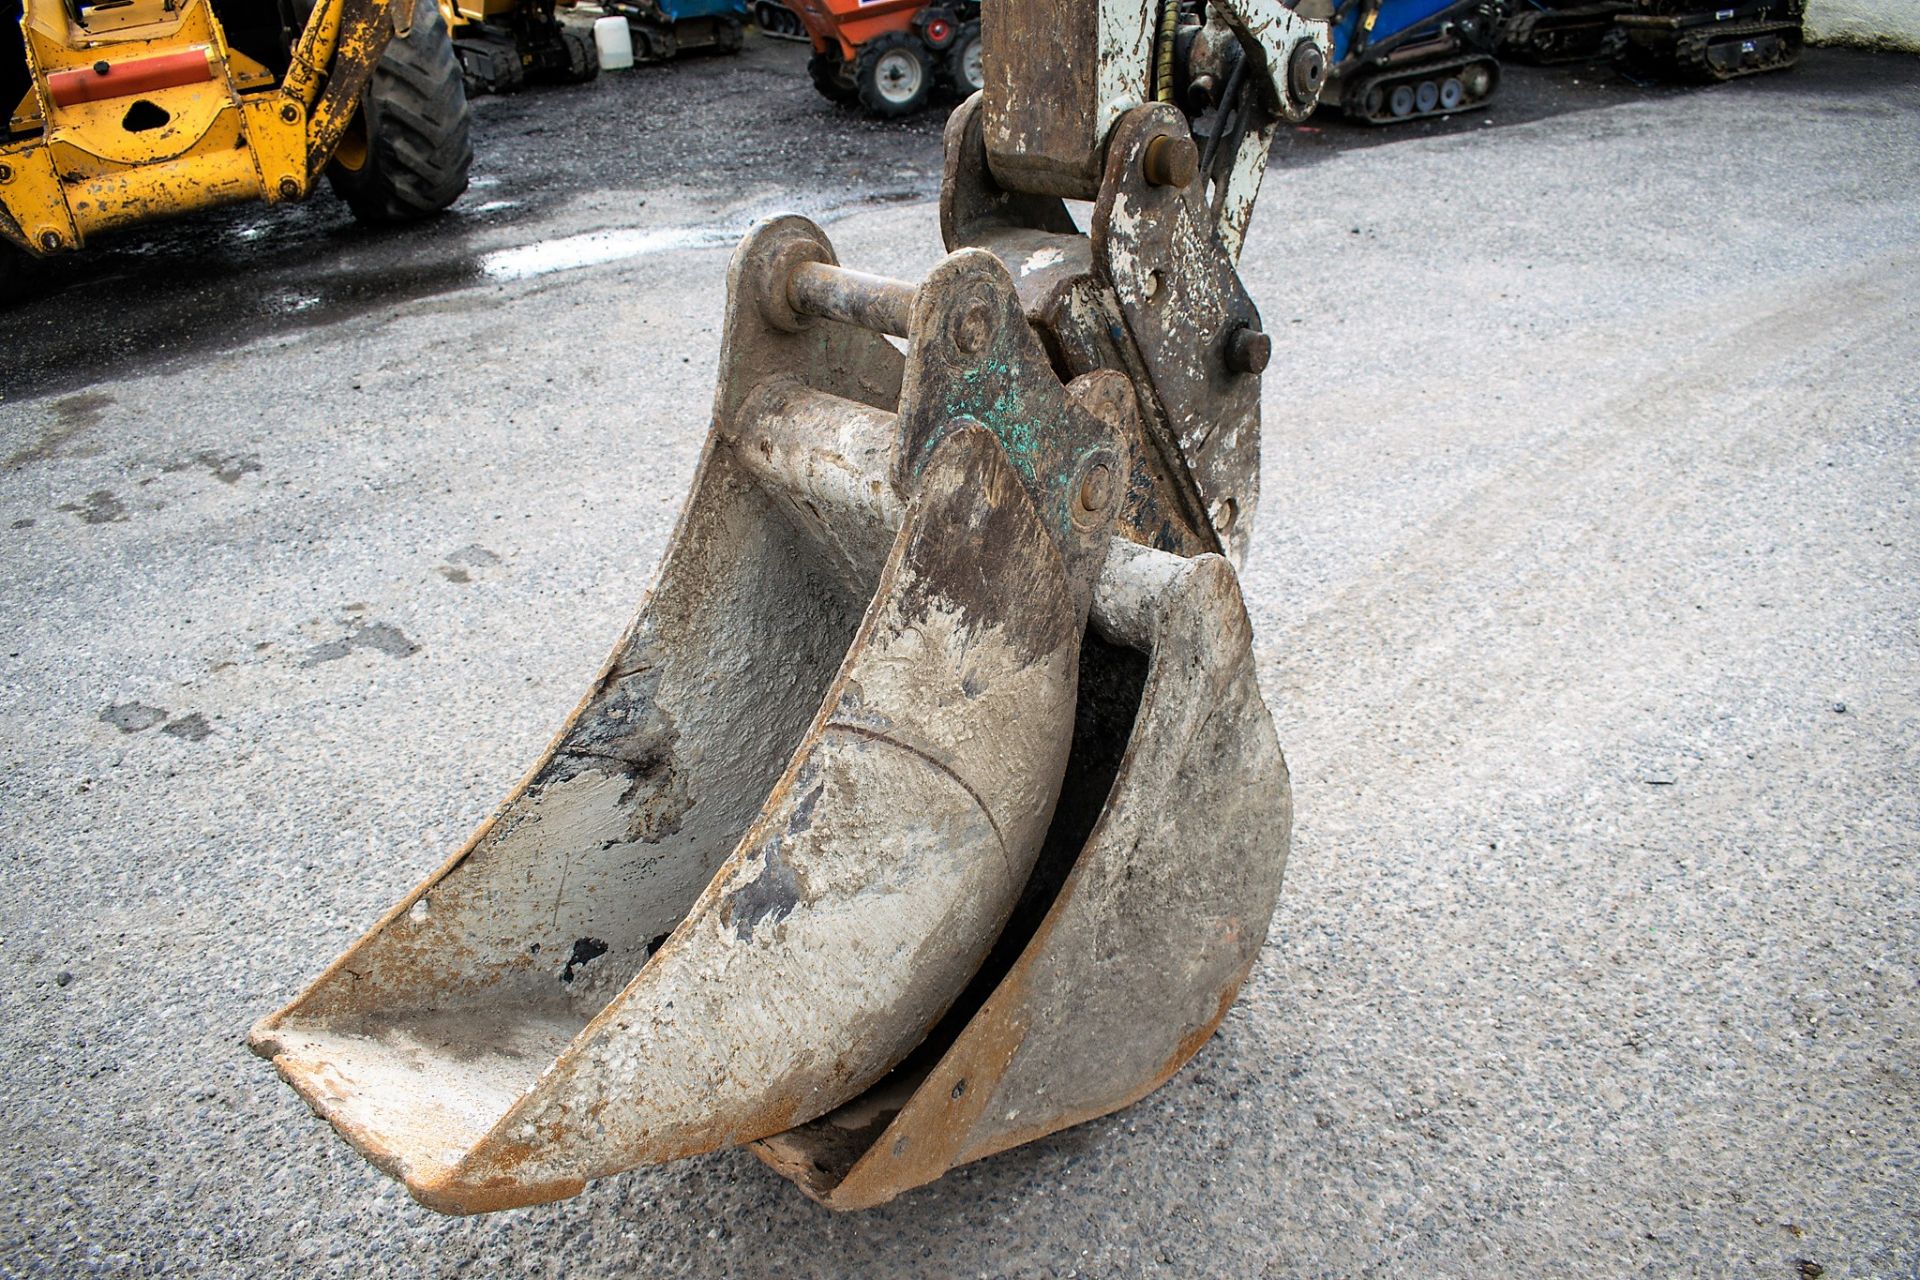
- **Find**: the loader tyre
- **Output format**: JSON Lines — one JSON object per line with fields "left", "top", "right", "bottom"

{"left": 855, "top": 32, "right": 931, "bottom": 117}
{"left": 945, "top": 19, "right": 983, "bottom": 95}
{"left": 327, "top": 0, "right": 473, "bottom": 224}
{"left": 808, "top": 47, "right": 857, "bottom": 104}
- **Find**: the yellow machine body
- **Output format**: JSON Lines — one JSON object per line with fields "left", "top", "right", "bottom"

{"left": 1, "top": 0, "right": 399, "bottom": 256}
{"left": 442, "top": 0, "right": 516, "bottom": 26}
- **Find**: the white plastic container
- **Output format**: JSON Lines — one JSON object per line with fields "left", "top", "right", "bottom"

{"left": 594, "top": 15, "right": 634, "bottom": 70}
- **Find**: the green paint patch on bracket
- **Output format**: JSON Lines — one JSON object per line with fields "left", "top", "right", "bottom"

{"left": 946, "top": 360, "right": 1049, "bottom": 487}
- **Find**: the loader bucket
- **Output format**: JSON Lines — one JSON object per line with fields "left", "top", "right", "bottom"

{"left": 252, "top": 214, "right": 1290, "bottom": 1213}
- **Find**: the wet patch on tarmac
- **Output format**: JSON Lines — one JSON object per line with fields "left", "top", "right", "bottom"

{"left": 101, "top": 702, "right": 170, "bottom": 733}
{"left": 437, "top": 543, "right": 501, "bottom": 584}
{"left": 161, "top": 451, "right": 265, "bottom": 485}
{"left": 101, "top": 702, "right": 216, "bottom": 740}
{"left": 478, "top": 223, "right": 742, "bottom": 281}
{"left": 302, "top": 619, "right": 422, "bottom": 666}
{"left": 57, "top": 491, "right": 129, "bottom": 525}
{"left": 159, "top": 712, "right": 213, "bottom": 742}
{"left": 5, "top": 392, "right": 116, "bottom": 469}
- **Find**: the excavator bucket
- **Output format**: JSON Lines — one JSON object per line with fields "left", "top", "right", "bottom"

{"left": 751, "top": 536, "right": 1289, "bottom": 1209}
{"left": 254, "top": 0, "right": 1330, "bottom": 1213}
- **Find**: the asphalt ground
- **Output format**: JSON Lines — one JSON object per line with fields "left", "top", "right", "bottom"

{"left": 2, "top": 31, "right": 1702, "bottom": 399}
{"left": 1, "top": 35, "right": 1917, "bottom": 1280}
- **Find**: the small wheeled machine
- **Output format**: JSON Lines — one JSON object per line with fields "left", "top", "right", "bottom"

{"left": 788, "top": 0, "right": 982, "bottom": 118}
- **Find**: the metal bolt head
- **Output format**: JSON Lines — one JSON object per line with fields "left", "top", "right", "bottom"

{"left": 1080, "top": 462, "right": 1113, "bottom": 512}
{"left": 1072, "top": 455, "right": 1118, "bottom": 529}
{"left": 278, "top": 177, "right": 301, "bottom": 199}
{"left": 39, "top": 230, "right": 62, "bottom": 252}
{"left": 1143, "top": 134, "right": 1198, "bottom": 189}
{"left": 93, "top": 60, "right": 110, "bottom": 76}
{"left": 758, "top": 236, "right": 828, "bottom": 333}
{"left": 1225, "top": 325, "right": 1271, "bottom": 375}
{"left": 1213, "top": 496, "right": 1239, "bottom": 534}
{"left": 281, "top": 103, "right": 299, "bottom": 123}
{"left": 1288, "top": 42, "right": 1327, "bottom": 108}
{"left": 0, "top": 163, "right": 12, "bottom": 183}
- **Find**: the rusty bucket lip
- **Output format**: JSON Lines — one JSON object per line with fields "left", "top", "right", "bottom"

{"left": 250, "top": 1028, "right": 588, "bottom": 1215}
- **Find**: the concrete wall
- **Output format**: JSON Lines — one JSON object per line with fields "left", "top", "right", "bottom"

{"left": 1806, "top": 0, "right": 1920, "bottom": 50}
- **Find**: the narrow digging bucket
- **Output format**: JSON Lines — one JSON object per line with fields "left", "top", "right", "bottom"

{"left": 251, "top": 405, "right": 1083, "bottom": 1212}
{"left": 250, "top": 434, "right": 864, "bottom": 1206}
{"left": 253, "top": 215, "right": 1288, "bottom": 1214}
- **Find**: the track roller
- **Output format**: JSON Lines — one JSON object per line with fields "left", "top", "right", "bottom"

{"left": 1347, "top": 53, "right": 1498, "bottom": 124}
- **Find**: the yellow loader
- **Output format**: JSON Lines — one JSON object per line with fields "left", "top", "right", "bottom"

{"left": 1, "top": 0, "right": 472, "bottom": 291}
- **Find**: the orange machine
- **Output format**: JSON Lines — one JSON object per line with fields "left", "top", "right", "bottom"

{"left": 787, "top": 0, "right": 979, "bottom": 116}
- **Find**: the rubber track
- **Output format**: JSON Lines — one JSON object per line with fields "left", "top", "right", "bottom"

{"left": 1500, "top": 8, "right": 1545, "bottom": 51}
{"left": 1499, "top": 6, "right": 1623, "bottom": 61}
{"left": 1672, "top": 16, "right": 1801, "bottom": 79}
{"left": 754, "top": 0, "right": 806, "bottom": 39}
{"left": 1345, "top": 55, "right": 1499, "bottom": 125}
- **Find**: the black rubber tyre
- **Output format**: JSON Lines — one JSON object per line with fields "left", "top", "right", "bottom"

{"left": 327, "top": 0, "right": 473, "bottom": 224}
{"left": 808, "top": 47, "right": 857, "bottom": 103}
{"left": 854, "top": 31, "right": 931, "bottom": 117}
{"left": 944, "top": 19, "right": 982, "bottom": 95}
{"left": 0, "top": 246, "right": 22, "bottom": 305}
